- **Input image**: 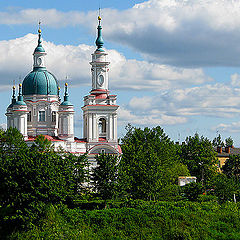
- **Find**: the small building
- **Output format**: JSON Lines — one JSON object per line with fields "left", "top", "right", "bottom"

{"left": 178, "top": 176, "right": 197, "bottom": 186}
{"left": 215, "top": 146, "right": 240, "bottom": 169}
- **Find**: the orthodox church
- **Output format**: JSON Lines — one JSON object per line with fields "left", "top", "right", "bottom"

{"left": 5, "top": 16, "right": 121, "bottom": 161}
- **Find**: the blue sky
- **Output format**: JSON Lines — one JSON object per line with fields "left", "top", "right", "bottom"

{"left": 1, "top": 0, "right": 240, "bottom": 145}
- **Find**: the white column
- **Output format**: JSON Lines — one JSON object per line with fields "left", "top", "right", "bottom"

{"left": 113, "top": 114, "right": 117, "bottom": 142}
{"left": 88, "top": 113, "right": 92, "bottom": 141}
{"left": 108, "top": 114, "right": 112, "bottom": 140}
{"left": 93, "top": 114, "right": 96, "bottom": 140}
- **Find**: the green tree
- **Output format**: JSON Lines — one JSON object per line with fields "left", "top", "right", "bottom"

{"left": 225, "top": 136, "right": 234, "bottom": 147}
{"left": 92, "top": 153, "right": 119, "bottom": 200}
{"left": 182, "top": 182, "right": 204, "bottom": 201}
{"left": 180, "top": 133, "right": 218, "bottom": 185}
{"left": 119, "top": 124, "right": 189, "bottom": 200}
{"left": 213, "top": 174, "right": 240, "bottom": 203}
{"left": 222, "top": 155, "right": 240, "bottom": 182}
{"left": 212, "top": 133, "right": 224, "bottom": 147}
{"left": 0, "top": 130, "right": 89, "bottom": 230}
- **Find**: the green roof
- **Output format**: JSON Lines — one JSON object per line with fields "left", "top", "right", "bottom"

{"left": 22, "top": 68, "right": 58, "bottom": 95}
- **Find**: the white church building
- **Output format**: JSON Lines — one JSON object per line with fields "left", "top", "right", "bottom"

{"left": 5, "top": 16, "right": 121, "bottom": 160}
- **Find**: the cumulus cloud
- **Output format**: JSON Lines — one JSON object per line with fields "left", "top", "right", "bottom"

{"left": 213, "top": 121, "right": 240, "bottom": 133}
{"left": 0, "top": 123, "right": 6, "bottom": 130}
{"left": 1, "top": 1, "right": 240, "bottom": 67}
{"left": 0, "top": 33, "right": 210, "bottom": 92}
{"left": 118, "top": 106, "right": 187, "bottom": 126}
{"left": 118, "top": 81, "right": 240, "bottom": 126}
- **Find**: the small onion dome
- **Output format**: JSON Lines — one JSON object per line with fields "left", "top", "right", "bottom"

{"left": 22, "top": 69, "right": 58, "bottom": 95}
{"left": 15, "top": 84, "right": 26, "bottom": 106}
{"left": 61, "top": 83, "right": 73, "bottom": 106}
{"left": 95, "top": 16, "right": 104, "bottom": 52}
{"left": 7, "top": 85, "right": 17, "bottom": 109}
{"left": 34, "top": 27, "right": 45, "bottom": 53}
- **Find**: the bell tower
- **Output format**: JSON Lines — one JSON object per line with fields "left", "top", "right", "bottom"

{"left": 90, "top": 16, "right": 110, "bottom": 91}
{"left": 82, "top": 15, "right": 118, "bottom": 145}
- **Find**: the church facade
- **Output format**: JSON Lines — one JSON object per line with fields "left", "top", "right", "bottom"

{"left": 5, "top": 16, "right": 121, "bottom": 161}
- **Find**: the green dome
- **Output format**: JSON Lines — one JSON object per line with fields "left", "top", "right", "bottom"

{"left": 22, "top": 68, "right": 58, "bottom": 95}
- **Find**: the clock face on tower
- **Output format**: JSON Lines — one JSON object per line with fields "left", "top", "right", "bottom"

{"left": 98, "top": 75, "right": 104, "bottom": 86}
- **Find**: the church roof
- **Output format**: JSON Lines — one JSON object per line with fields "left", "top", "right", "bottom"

{"left": 23, "top": 69, "right": 58, "bottom": 95}
{"left": 22, "top": 27, "right": 58, "bottom": 96}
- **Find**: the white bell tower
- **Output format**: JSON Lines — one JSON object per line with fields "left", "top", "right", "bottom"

{"left": 82, "top": 15, "right": 118, "bottom": 145}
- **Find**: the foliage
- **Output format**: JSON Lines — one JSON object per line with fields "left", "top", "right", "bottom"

{"left": 119, "top": 124, "right": 189, "bottom": 200}
{"left": 225, "top": 136, "right": 234, "bottom": 147}
{"left": 11, "top": 201, "right": 240, "bottom": 240}
{"left": 182, "top": 182, "right": 204, "bottom": 201}
{"left": 0, "top": 128, "right": 89, "bottom": 234}
{"left": 212, "top": 174, "right": 240, "bottom": 203}
{"left": 180, "top": 133, "right": 218, "bottom": 185}
{"left": 222, "top": 154, "right": 240, "bottom": 182}
{"left": 92, "top": 153, "right": 119, "bottom": 200}
{"left": 212, "top": 134, "right": 224, "bottom": 147}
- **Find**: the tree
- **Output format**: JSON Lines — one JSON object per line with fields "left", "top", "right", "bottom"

{"left": 213, "top": 174, "right": 240, "bottom": 203}
{"left": 180, "top": 133, "right": 218, "bottom": 186}
{"left": 212, "top": 134, "right": 224, "bottom": 147}
{"left": 119, "top": 124, "right": 189, "bottom": 200}
{"left": 225, "top": 136, "right": 234, "bottom": 147}
{"left": 0, "top": 130, "right": 89, "bottom": 229}
{"left": 91, "top": 153, "right": 119, "bottom": 200}
{"left": 222, "top": 155, "right": 240, "bottom": 182}
{"left": 182, "top": 182, "right": 204, "bottom": 201}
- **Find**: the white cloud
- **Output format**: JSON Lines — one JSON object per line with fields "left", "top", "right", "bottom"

{"left": 118, "top": 81, "right": 240, "bottom": 126}
{"left": 0, "top": 33, "right": 210, "bottom": 92}
{"left": 213, "top": 121, "right": 240, "bottom": 133}
{"left": 118, "top": 106, "right": 187, "bottom": 126}
{"left": 1, "top": 2, "right": 240, "bottom": 67}
{"left": 0, "top": 123, "right": 6, "bottom": 130}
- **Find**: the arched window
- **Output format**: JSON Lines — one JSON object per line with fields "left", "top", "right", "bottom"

{"left": 52, "top": 111, "right": 56, "bottom": 122}
{"left": 39, "top": 111, "right": 46, "bottom": 122}
{"left": 98, "top": 118, "right": 106, "bottom": 137}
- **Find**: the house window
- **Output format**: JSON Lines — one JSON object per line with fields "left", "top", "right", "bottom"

{"left": 52, "top": 111, "right": 56, "bottom": 122}
{"left": 27, "top": 111, "right": 31, "bottom": 122}
{"left": 39, "top": 111, "right": 46, "bottom": 122}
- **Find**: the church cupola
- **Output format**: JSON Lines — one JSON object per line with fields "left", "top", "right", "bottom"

{"left": 6, "top": 84, "right": 28, "bottom": 139}
{"left": 95, "top": 16, "right": 104, "bottom": 52}
{"left": 15, "top": 84, "right": 26, "bottom": 106}
{"left": 22, "top": 23, "right": 59, "bottom": 96}
{"left": 7, "top": 85, "right": 17, "bottom": 109}
{"left": 61, "top": 83, "right": 72, "bottom": 106}
{"left": 59, "top": 83, "right": 75, "bottom": 142}
{"left": 90, "top": 15, "right": 110, "bottom": 93}
{"left": 33, "top": 22, "right": 46, "bottom": 70}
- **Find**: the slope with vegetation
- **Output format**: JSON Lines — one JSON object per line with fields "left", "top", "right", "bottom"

{"left": 0, "top": 126, "right": 239, "bottom": 239}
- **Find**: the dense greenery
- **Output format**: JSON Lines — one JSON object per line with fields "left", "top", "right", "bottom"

{"left": 11, "top": 201, "right": 240, "bottom": 240}
{"left": 0, "top": 126, "right": 240, "bottom": 239}
{"left": 119, "top": 124, "right": 189, "bottom": 200}
{"left": 179, "top": 133, "right": 218, "bottom": 186}
{"left": 0, "top": 128, "right": 88, "bottom": 236}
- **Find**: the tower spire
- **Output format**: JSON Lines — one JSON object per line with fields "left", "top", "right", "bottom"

{"left": 33, "top": 22, "right": 46, "bottom": 69}
{"left": 95, "top": 13, "right": 104, "bottom": 52}
{"left": 64, "top": 82, "right": 69, "bottom": 101}
{"left": 11, "top": 85, "right": 16, "bottom": 104}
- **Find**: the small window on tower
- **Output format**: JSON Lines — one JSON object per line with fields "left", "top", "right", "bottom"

{"left": 39, "top": 111, "right": 46, "bottom": 122}
{"left": 27, "top": 111, "right": 31, "bottom": 122}
{"left": 52, "top": 111, "right": 56, "bottom": 122}
{"left": 98, "top": 118, "right": 106, "bottom": 138}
